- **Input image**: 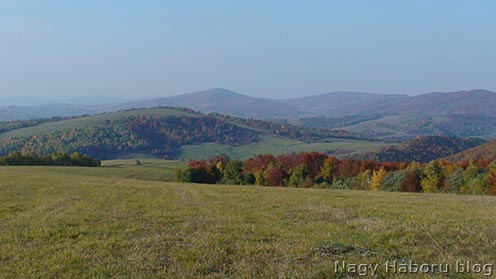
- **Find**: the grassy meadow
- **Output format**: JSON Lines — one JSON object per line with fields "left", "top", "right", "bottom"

{"left": 179, "top": 136, "right": 393, "bottom": 160}
{"left": 0, "top": 159, "right": 185, "bottom": 183}
{"left": 0, "top": 165, "right": 495, "bottom": 278}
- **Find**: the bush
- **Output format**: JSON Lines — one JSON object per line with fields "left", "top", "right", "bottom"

{"left": 382, "top": 170, "right": 407, "bottom": 192}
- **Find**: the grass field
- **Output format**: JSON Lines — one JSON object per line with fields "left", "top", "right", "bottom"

{"left": 179, "top": 136, "right": 394, "bottom": 160}
{"left": 1, "top": 167, "right": 495, "bottom": 278}
{"left": 0, "top": 159, "right": 186, "bottom": 182}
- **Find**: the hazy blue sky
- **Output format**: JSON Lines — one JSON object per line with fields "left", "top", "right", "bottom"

{"left": 1, "top": 0, "right": 495, "bottom": 100}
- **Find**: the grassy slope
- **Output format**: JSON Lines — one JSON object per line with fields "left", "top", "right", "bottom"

{"left": 331, "top": 114, "right": 415, "bottom": 139}
{"left": 324, "top": 113, "right": 496, "bottom": 140}
{"left": 2, "top": 159, "right": 186, "bottom": 182}
{"left": 179, "top": 136, "right": 393, "bottom": 160}
{"left": 1, "top": 168, "right": 495, "bottom": 278}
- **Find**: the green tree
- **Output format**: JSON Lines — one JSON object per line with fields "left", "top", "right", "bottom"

{"left": 421, "top": 161, "right": 443, "bottom": 193}
{"left": 461, "top": 160, "right": 485, "bottom": 194}
{"left": 221, "top": 160, "right": 244, "bottom": 185}
{"left": 351, "top": 169, "right": 372, "bottom": 190}
{"left": 287, "top": 165, "right": 308, "bottom": 187}
{"left": 52, "top": 152, "right": 72, "bottom": 166}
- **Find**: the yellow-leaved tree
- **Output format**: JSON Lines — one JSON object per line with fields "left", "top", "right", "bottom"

{"left": 371, "top": 167, "right": 386, "bottom": 191}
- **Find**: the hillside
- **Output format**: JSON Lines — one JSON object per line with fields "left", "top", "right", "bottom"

{"left": 354, "top": 136, "right": 486, "bottom": 163}
{"left": 1, "top": 168, "right": 495, "bottom": 278}
{"left": 0, "top": 107, "right": 383, "bottom": 160}
{"left": 296, "top": 113, "right": 496, "bottom": 140}
{"left": 284, "top": 89, "right": 496, "bottom": 117}
{"left": 283, "top": 91, "right": 407, "bottom": 116}
{"left": 444, "top": 141, "right": 496, "bottom": 163}
{"left": 383, "top": 89, "right": 496, "bottom": 115}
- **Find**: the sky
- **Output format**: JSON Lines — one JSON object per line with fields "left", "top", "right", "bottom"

{"left": 1, "top": 0, "right": 495, "bottom": 101}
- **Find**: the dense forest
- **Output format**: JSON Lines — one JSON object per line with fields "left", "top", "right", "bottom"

{"left": 354, "top": 136, "right": 485, "bottom": 163}
{"left": 445, "top": 141, "right": 496, "bottom": 164}
{"left": 176, "top": 152, "right": 496, "bottom": 195}
{"left": 0, "top": 152, "right": 100, "bottom": 167}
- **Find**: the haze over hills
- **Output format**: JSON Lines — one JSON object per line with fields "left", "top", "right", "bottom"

{"left": 0, "top": 88, "right": 300, "bottom": 121}
{"left": 380, "top": 89, "right": 496, "bottom": 115}
{"left": 1, "top": 88, "right": 496, "bottom": 140}
{"left": 123, "top": 88, "right": 301, "bottom": 118}
{"left": 0, "top": 97, "right": 59, "bottom": 106}
{"left": 283, "top": 89, "right": 496, "bottom": 116}
{"left": 283, "top": 91, "right": 408, "bottom": 116}
{"left": 0, "top": 96, "right": 128, "bottom": 107}
{"left": 2, "top": 88, "right": 496, "bottom": 119}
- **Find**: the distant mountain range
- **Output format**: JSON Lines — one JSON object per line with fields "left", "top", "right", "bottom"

{"left": 124, "top": 88, "right": 300, "bottom": 118}
{"left": 1, "top": 88, "right": 496, "bottom": 140}
{"left": 0, "top": 88, "right": 301, "bottom": 121}
{"left": 283, "top": 91, "right": 407, "bottom": 116}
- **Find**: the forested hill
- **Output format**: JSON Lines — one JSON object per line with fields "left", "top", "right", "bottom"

{"left": 354, "top": 136, "right": 486, "bottom": 163}
{"left": 0, "top": 107, "right": 357, "bottom": 160}
{"left": 444, "top": 141, "right": 496, "bottom": 164}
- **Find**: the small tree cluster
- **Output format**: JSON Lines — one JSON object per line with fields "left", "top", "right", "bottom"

{"left": 0, "top": 151, "right": 101, "bottom": 167}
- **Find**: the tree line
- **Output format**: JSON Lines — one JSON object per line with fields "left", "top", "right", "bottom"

{"left": 0, "top": 152, "right": 101, "bottom": 167}
{"left": 175, "top": 152, "right": 496, "bottom": 195}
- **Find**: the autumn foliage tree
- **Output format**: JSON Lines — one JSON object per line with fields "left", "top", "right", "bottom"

{"left": 175, "top": 151, "right": 496, "bottom": 195}
{"left": 487, "top": 162, "right": 496, "bottom": 195}
{"left": 401, "top": 170, "right": 422, "bottom": 192}
{"left": 371, "top": 167, "right": 386, "bottom": 191}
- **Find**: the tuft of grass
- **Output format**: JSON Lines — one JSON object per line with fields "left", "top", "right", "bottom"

{"left": 0, "top": 167, "right": 495, "bottom": 278}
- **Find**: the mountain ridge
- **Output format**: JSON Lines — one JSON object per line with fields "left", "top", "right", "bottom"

{"left": 1, "top": 88, "right": 495, "bottom": 121}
